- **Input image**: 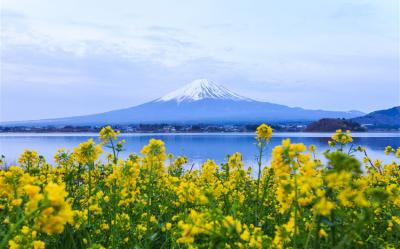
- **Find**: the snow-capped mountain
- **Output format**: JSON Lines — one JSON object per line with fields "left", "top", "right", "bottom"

{"left": 156, "top": 79, "right": 252, "bottom": 103}
{"left": 2, "top": 79, "right": 364, "bottom": 126}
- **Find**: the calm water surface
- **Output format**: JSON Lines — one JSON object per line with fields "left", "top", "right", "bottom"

{"left": 1, "top": 133, "right": 399, "bottom": 168}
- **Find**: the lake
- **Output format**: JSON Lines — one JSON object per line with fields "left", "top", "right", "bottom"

{"left": 1, "top": 132, "right": 399, "bottom": 169}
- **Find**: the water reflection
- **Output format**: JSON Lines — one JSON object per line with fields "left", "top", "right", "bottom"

{"left": 1, "top": 133, "right": 399, "bottom": 167}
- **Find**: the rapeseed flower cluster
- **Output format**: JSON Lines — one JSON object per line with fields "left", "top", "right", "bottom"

{"left": 329, "top": 129, "right": 353, "bottom": 148}
{"left": 0, "top": 125, "right": 399, "bottom": 248}
{"left": 73, "top": 138, "right": 102, "bottom": 165}
{"left": 256, "top": 124, "right": 273, "bottom": 142}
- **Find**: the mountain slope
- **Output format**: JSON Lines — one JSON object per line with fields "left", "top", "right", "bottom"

{"left": 2, "top": 79, "right": 365, "bottom": 126}
{"left": 351, "top": 106, "right": 400, "bottom": 128}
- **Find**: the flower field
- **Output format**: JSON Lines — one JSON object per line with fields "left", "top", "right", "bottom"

{"left": 0, "top": 125, "right": 399, "bottom": 249}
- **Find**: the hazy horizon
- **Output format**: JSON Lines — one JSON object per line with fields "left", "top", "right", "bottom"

{"left": 1, "top": 0, "right": 399, "bottom": 122}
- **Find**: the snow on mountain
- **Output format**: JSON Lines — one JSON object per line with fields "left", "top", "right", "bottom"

{"left": 156, "top": 79, "right": 252, "bottom": 103}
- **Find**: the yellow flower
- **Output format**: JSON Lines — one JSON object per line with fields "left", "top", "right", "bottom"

{"left": 314, "top": 197, "right": 335, "bottom": 216}
{"left": 150, "top": 215, "right": 157, "bottom": 223}
{"left": 11, "top": 198, "right": 22, "bottom": 206}
{"left": 99, "top": 125, "right": 120, "bottom": 144}
{"left": 8, "top": 240, "right": 19, "bottom": 249}
{"left": 283, "top": 216, "right": 295, "bottom": 234}
{"left": 162, "top": 222, "right": 172, "bottom": 231}
{"left": 330, "top": 129, "right": 353, "bottom": 145}
{"left": 392, "top": 216, "right": 400, "bottom": 225}
{"left": 223, "top": 215, "right": 236, "bottom": 228}
{"left": 101, "top": 223, "right": 110, "bottom": 230}
{"left": 89, "top": 204, "right": 102, "bottom": 215}
{"left": 21, "top": 226, "right": 30, "bottom": 235}
{"left": 387, "top": 221, "right": 393, "bottom": 231}
{"left": 73, "top": 139, "right": 102, "bottom": 165}
{"left": 240, "top": 229, "right": 250, "bottom": 241}
{"left": 36, "top": 182, "right": 73, "bottom": 235}
{"left": 385, "top": 146, "right": 394, "bottom": 155}
{"left": 33, "top": 240, "right": 45, "bottom": 249}
{"left": 45, "top": 182, "right": 66, "bottom": 206}
{"left": 141, "top": 139, "right": 167, "bottom": 162}
{"left": 318, "top": 229, "right": 328, "bottom": 238}
{"left": 18, "top": 149, "right": 39, "bottom": 169}
{"left": 2, "top": 123, "right": 400, "bottom": 248}
{"left": 255, "top": 124, "right": 273, "bottom": 141}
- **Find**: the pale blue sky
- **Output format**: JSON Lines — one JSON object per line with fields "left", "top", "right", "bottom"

{"left": 1, "top": 0, "right": 399, "bottom": 121}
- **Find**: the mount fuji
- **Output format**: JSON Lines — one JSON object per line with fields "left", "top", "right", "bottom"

{"left": 3, "top": 79, "right": 364, "bottom": 126}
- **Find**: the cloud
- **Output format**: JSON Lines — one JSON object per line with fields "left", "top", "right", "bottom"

{"left": 0, "top": 1, "right": 399, "bottom": 121}
{"left": 1, "top": 62, "right": 91, "bottom": 86}
{"left": 1, "top": 8, "right": 199, "bottom": 65}
{"left": 147, "top": 25, "right": 184, "bottom": 33}
{"left": 331, "top": 2, "right": 374, "bottom": 19}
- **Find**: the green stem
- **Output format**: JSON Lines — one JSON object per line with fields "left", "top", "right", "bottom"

{"left": 110, "top": 139, "right": 117, "bottom": 164}
{"left": 255, "top": 141, "right": 264, "bottom": 224}
{"left": 0, "top": 208, "right": 41, "bottom": 248}
{"left": 330, "top": 209, "right": 337, "bottom": 246}
{"left": 87, "top": 161, "right": 93, "bottom": 245}
{"left": 314, "top": 215, "right": 321, "bottom": 249}
{"left": 111, "top": 178, "right": 118, "bottom": 248}
{"left": 304, "top": 213, "right": 317, "bottom": 249}
{"left": 68, "top": 225, "right": 78, "bottom": 249}
{"left": 293, "top": 171, "right": 298, "bottom": 249}
{"left": 0, "top": 215, "right": 26, "bottom": 248}
{"left": 363, "top": 150, "right": 382, "bottom": 174}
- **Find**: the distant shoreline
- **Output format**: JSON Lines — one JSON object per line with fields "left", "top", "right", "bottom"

{"left": 1, "top": 129, "right": 399, "bottom": 134}
{"left": 1, "top": 131, "right": 399, "bottom": 138}
{"left": 1, "top": 119, "right": 399, "bottom": 134}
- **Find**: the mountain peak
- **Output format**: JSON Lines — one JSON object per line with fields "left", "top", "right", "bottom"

{"left": 186, "top": 78, "right": 216, "bottom": 88}
{"left": 157, "top": 79, "right": 252, "bottom": 103}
